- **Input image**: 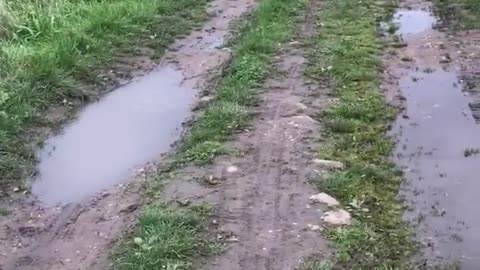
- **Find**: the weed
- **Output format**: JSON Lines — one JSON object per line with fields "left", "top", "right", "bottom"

{"left": 306, "top": 0, "right": 417, "bottom": 268}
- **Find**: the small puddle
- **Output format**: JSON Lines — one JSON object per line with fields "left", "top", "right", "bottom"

{"left": 391, "top": 5, "right": 480, "bottom": 269}
{"left": 32, "top": 66, "right": 194, "bottom": 206}
{"left": 393, "top": 10, "right": 436, "bottom": 38}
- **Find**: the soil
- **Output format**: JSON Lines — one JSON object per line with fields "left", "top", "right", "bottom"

{"left": 0, "top": 0, "right": 255, "bottom": 269}
{"left": 163, "top": 1, "right": 332, "bottom": 269}
{"left": 385, "top": 0, "right": 480, "bottom": 268}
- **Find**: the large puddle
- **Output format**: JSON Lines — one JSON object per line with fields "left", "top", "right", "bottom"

{"left": 393, "top": 9, "right": 436, "bottom": 38}
{"left": 32, "top": 66, "right": 194, "bottom": 205}
{"left": 391, "top": 7, "right": 480, "bottom": 269}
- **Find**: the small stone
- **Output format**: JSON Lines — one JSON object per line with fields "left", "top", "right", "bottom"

{"left": 321, "top": 209, "right": 352, "bottom": 225}
{"left": 225, "top": 236, "right": 239, "bottom": 242}
{"left": 312, "top": 159, "right": 344, "bottom": 169}
{"left": 309, "top": 193, "right": 340, "bottom": 207}
{"left": 176, "top": 199, "right": 191, "bottom": 207}
{"left": 307, "top": 224, "right": 321, "bottom": 231}
{"left": 226, "top": 166, "right": 238, "bottom": 173}
{"left": 204, "top": 175, "right": 220, "bottom": 185}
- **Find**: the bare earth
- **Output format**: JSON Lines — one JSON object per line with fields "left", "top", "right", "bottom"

{"left": 164, "top": 2, "right": 332, "bottom": 269}
{"left": 0, "top": 0, "right": 255, "bottom": 269}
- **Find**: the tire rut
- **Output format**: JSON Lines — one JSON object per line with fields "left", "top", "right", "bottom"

{"left": 164, "top": 9, "right": 331, "bottom": 268}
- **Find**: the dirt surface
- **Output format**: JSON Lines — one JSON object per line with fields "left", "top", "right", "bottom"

{"left": 163, "top": 3, "right": 332, "bottom": 269}
{"left": 386, "top": 0, "right": 480, "bottom": 268}
{"left": 0, "top": 0, "right": 255, "bottom": 269}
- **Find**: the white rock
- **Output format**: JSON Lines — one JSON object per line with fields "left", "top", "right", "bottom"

{"left": 226, "top": 166, "right": 238, "bottom": 173}
{"left": 309, "top": 193, "right": 340, "bottom": 207}
{"left": 321, "top": 209, "right": 352, "bottom": 225}
{"left": 312, "top": 159, "right": 344, "bottom": 169}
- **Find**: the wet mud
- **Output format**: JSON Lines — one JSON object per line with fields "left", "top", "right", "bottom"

{"left": 388, "top": 1, "right": 480, "bottom": 268}
{"left": 162, "top": 1, "right": 332, "bottom": 268}
{"left": 0, "top": 0, "right": 255, "bottom": 269}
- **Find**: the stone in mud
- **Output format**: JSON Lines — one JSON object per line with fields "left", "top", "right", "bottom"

{"left": 321, "top": 209, "right": 352, "bottom": 226}
{"left": 312, "top": 159, "right": 344, "bottom": 169}
{"left": 226, "top": 166, "right": 238, "bottom": 173}
{"left": 309, "top": 193, "right": 340, "bottom": 207}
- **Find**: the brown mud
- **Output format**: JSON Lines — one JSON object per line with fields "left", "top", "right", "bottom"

{"left": 0, "top": 0, "right": 255, "bottom": 269}
{"left": 386, "top": 0, "right": 480, "bottom": 268}
{"left": 162, "top": 2, "right": 333, "bottom": 269}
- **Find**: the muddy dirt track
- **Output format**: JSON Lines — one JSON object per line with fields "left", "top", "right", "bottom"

{"left": 0, "top": 0, "right": 254, "bottom": 269}
{"left": 3, "top": 0, "right": 480, "bottom": 269}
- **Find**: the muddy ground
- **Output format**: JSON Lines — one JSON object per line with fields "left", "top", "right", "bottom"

{"left": 0, "top": 0, "right": 254, "bottom": 269}
{"left": 163, "top": 2, "right": 339, "bottom": 269}
{"left": 386, "top": 0, "right": 480, "bottom": 268}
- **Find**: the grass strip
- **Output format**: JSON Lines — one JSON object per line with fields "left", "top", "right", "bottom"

{"left": 434, "top": 0, "right": 480, "bottom": 29}
{"left": 306, "top": 0, "right": 418, "bottom": 269}
{"left": 113, "top": 0, "right": 304, "bottom": 269}
{"left": 113, "top": 204, "right": 213, "bottom": 270}
{"left": 175, "top": 0, "right": 303, "bottom": 165}
{"left": 0, "top": 0, "right": 208, "bottom": 185}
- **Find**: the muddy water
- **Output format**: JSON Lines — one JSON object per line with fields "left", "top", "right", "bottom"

{"left": 31, "top": 67, "right": 194, "bottom": 205}
{"left": 29, "top": 0, "right": 253, "bottom": 207}
{"left": 391, "top": 5, "right": 480, "bottom": 268}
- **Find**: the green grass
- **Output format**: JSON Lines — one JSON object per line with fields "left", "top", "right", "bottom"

{"left": 435, "top": 0, "right": 480, "bottom": 29}
{"left": 113, "top": 204, "right": 214, "bottom": 270}
{"left": 113, "top": 0, "right": 304, "bottom": 268}
{"left": 0, "top": 0, "right": 208, "bottom": 185}
{"left": 306, "top": 0, "right": 418, "bottom": 268}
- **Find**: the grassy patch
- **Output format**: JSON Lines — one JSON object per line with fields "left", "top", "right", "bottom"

{"left": 307, "top": 0, "right": 417, "bottom": 268}
{"left": 435, "top": 0, "right": 480, "bottom": 29}
{"left": 113, "top": 204, "right": 215, "bottom": 270}
{"left": 0, "top": 0, "right": 208, "bottom": 185}
{"left": 113, "top": 0, "right": 304, "bottom": 268}
{"left": 175, "top": 0, "right": 303, "bottom": 165}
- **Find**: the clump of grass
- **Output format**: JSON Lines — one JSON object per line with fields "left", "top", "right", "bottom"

{"left": 0, "top": 0, "right": 209, "bottom": 185}
{"left": 463, "top": 147, "right": 480, "bottom": 157}
{"left": 307, "top": 0, "right": 417, "bottom": 268}
{"left": 0, "top": 207, "right": 11, "bottom": 216}
{"left": 435, "top": 0, "right": 480, "bottom": 29}
{"left": 299, "top": 258, "right": 334, "bottom": 270}
{"left": 113, "top": 204, "right": 214, "bottom": 270}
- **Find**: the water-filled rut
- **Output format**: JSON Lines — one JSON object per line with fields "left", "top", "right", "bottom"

{"left": 389, "top": 1, "right": 480, "bottom": 268}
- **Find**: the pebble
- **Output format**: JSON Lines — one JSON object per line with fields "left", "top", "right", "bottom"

{"left": 312, "top": 159, "right": 344, "bottom": 169}
{"left": 309, "top": 193, "right": 340, "bottom": 207}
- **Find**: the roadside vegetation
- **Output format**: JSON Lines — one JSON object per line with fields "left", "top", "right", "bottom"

{"left": 0, "top": 0, "right": 208, "bottom": 185}
{"left": 435, "top": 0, "right": 480, "bottom": 29}
{"left": 306, "top": 0, "right": 418, "bottom": 268}
{"left": 113, "top": 0, "right": 304, "bottom": 268}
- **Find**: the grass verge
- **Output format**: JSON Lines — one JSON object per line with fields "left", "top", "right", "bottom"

{"left": 435, "top": 0, "right": 480, "bottom": 29}
{"left": 175, "top": 0, "right": 303, "bottom": 165}
{"left": 0, "top": 0, "right": 208, "bottom": 185}
{"left": 306, "top": 0, "right": 418, "bottom": 268}
{"left": 113, "top": 0, "right": 304, "bottom": 268}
